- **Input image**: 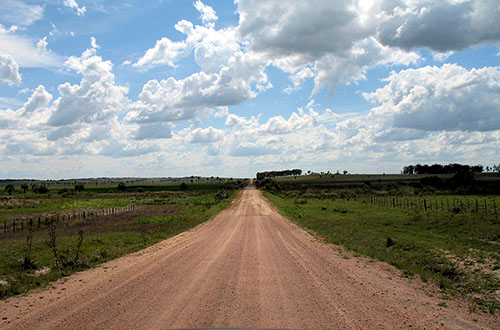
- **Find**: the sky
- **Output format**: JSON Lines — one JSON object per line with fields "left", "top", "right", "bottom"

{"left": 0, "top": 0, "right": 499, "bottom": 179}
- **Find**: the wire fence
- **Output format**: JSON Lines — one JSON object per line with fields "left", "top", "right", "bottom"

{"left": 1, "top": 205, "right": 139, "bottom": 235}
{"left": 350, "top": 195, "right": 498, "bottom": 215}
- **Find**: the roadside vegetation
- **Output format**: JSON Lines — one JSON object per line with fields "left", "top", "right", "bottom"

{"left": 0, "top": 180, "right": 247, "bottom": 299}
{"left": 257, "top": 175, "right": 500, "bottom": 314}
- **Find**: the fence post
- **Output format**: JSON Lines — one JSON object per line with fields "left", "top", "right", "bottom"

{"left": 484, "top": 199, "right": 487, "bottom": 213}
{"left": 21, "top": 219, "right": 24, "bottom": 231}
{"left": 475, "top": 199, "right": 479, "bottom": 213}
{"left": 424, "top": 199, "right": 428, "bottom": 211}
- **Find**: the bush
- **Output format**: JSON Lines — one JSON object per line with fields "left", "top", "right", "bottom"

{"left": 215, "top": 190, "right": 228, "bottom": 201}
{"left": 38, "top": 185, "right": 49, "bottom": 194}
{"left": 255, "top": 178, "right": 282, "bottom": 192}
{"left": 179, "top": 183, "right": 188, "bottom": 191}
{"left": 58, "top": 188, "right": 69, "bottom": 195}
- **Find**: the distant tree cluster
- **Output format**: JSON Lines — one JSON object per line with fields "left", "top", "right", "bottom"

{"left": 402, "top": 163, "right": 483, "bottom": 175}
{"left": 256, "top": 169, "right": 302, "bottom": 180}
{"left": 485, "top": 164, "right": 500, "bottom": 172}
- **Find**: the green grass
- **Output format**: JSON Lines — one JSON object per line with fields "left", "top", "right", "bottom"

{"left": 0, "top": 189, "right": 238, "bottom": 299}
{"left": 263, "top": 190, "right": 500, "bottom": 313}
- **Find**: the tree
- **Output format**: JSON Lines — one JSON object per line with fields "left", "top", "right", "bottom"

{"left": 4, "top": 184, "right": 15, "bottom": 195}
{"left": 21, "top": 184, "right": 28, "bottom": 193}
{"left": 75, "top": 183, "right": 85, "bottom": 192}
{"left": 117, "top": 182, "right": 127, "bottom": 192}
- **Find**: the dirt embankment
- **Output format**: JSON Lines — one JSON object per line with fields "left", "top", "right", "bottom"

{"left": 1, "top": 186, "right": 497, "bottom": 329}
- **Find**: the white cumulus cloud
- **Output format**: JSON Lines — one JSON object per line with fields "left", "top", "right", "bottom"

{"left": 0, "top": 53, "right": 22, "bottom": 86}
{"left": 127, "top": 51, "right": 268, "bottom": 124}
{"left": 376, "top": 0, "right": 500, "bottom": 52}
{"left": 21, "top": 85, "right": 52, "bottom": 114}
{"left": 190, "top": 126, "right": 224, "bottom": 143}
{"left": 48, "top": 46, "right": 129, "bottom": 127}
{"left": 194, "top": 0, "right": 218, "bottom": 26}
{"left": 365, "top": 64, "right": 500, "bottom": 132}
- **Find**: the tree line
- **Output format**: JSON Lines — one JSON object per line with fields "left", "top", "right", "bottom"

{"left": 256, "top": 169, "right": 302, "bottom": 180}
{"left": 402, "top": 163, "right": 484, "bottom": 175}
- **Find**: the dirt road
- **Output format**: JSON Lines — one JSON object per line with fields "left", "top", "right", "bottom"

{"left": 1, "top": 186, "right": 497, "bottom": 329}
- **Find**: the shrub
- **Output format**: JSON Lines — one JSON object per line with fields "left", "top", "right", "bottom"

{"left": 255, "top": 178, "right": 282, "bottom": 192}
{"left": 58, "top": 188, "right": 69, "bottom": 195}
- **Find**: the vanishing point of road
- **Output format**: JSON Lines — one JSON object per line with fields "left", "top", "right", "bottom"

{"left": 1, "top": 185, "right": 497, "bottom": 329}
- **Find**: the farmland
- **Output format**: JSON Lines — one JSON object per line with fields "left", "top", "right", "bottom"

{"left": 258, "top": 174, "right": 500, "bottom": 313}
{"left": 0, "top": 181, "right": 245, "bottom": 298}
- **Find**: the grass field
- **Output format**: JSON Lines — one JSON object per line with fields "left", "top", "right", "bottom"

{"left": 275, "top": 172, "right": 500, "bottom": 184}
{"left": 263, "top": 188, "right": 500, "bottom": 313}
{"left": 0, "top": 182, "right": 244, "bottom": 222}
{"left": 0, "top": 186, "right": 240, "bottom": 299}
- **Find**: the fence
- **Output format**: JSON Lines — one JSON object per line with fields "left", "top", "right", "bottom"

{"left": 350, "top": 195, "right": 498, "bottom": 215}
{"left": 1, "top": 205, "right": 139, "bottom": 235}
